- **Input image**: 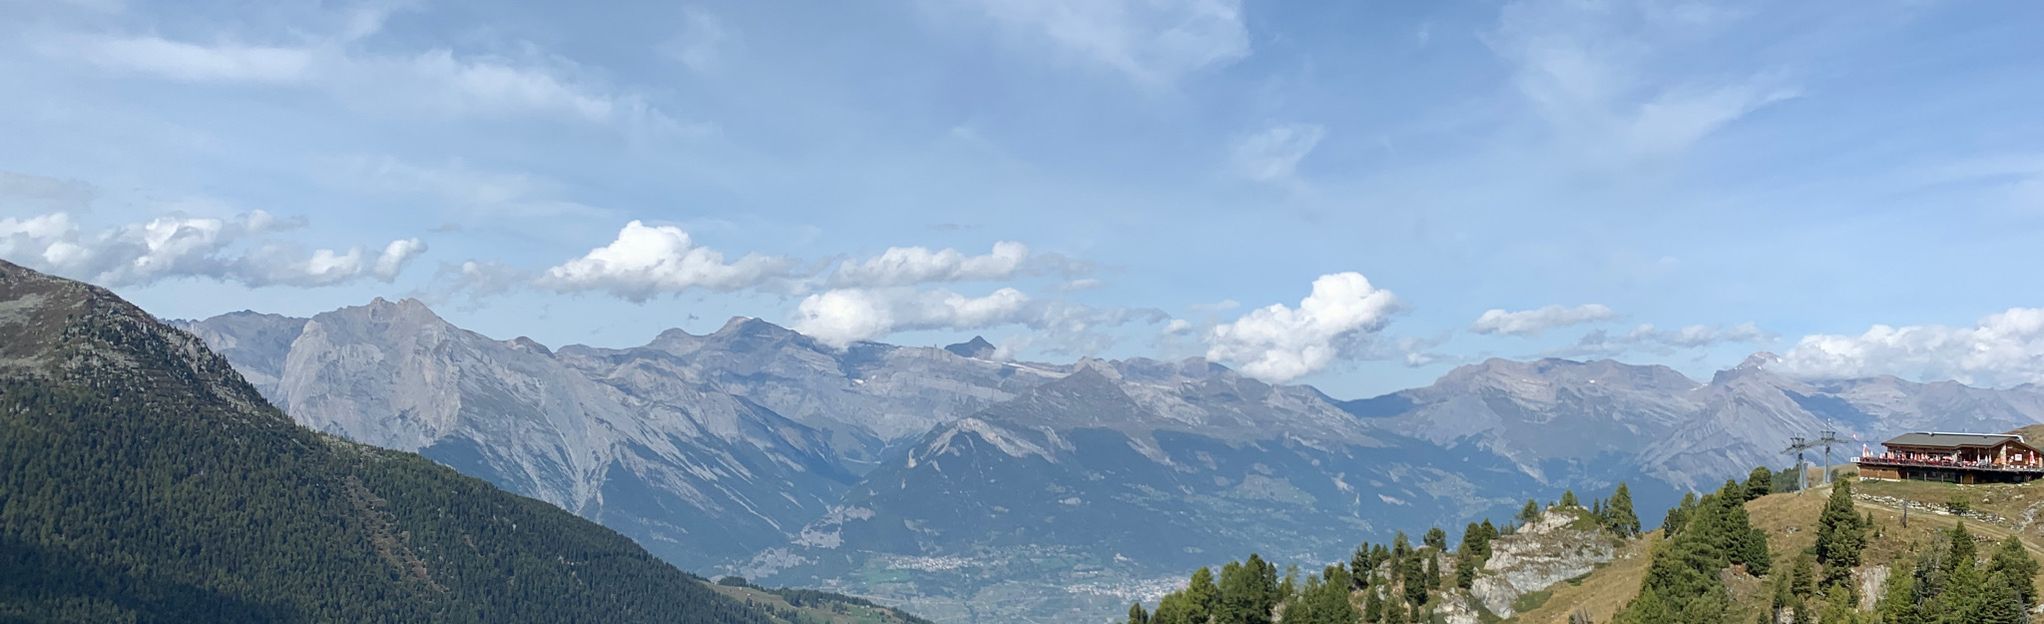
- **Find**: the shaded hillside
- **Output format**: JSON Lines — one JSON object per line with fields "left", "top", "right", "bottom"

{"left": 0, "top": 260, "right": 804, "bottom": 623}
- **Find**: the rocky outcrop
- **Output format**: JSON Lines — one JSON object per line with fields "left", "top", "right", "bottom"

{"left": 1470, "top": 508, "right": 1621, "bottom": 619}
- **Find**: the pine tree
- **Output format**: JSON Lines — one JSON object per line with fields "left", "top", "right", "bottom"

{"left": 1520, "top": 498, "right": 1542, "bottom": 523}
{"left": 1873, "top": 558, "right": 1925, "bottom": 624}
{"left": 1814, "top": 479, "right": 1867, "bottom": 586}
{"left": 1352, "top": 543, "right": 1373, "bottom": 590}
{"left": 1665, "top": 491, "right": 1698, "bottom": 536}
{"left": 1362, "top": 586, "right": 1384, "bottom": 623}
{"left": 1402, "top": 553, "right": 1428, "bottom": 606}
{"left": 1607, "top": 482, "right": 1641, "bottom": 537}
{"left": 1454, "top": 550, "right": 1477, "bottom": 589}
{"left": 1424, "top": 554, "right": 1441, "bottom": 590}
{"left": 1560, "top": 489, "right": 1580, "bottom": 508}
{"left": 1186, "top": 567, "right": 1218, "bottom": 622}
{"left": 1128, "top": 602, "right": 1151, "bottom": 624}
{"left": 1746, "top": 466, "right": 1774, "bottom": 501}
{"left": 1424, "top": 526, "right": 1447, "bottom": 551}
{"left": 1986, "top": 536, "right": 2038, "bottom": 610}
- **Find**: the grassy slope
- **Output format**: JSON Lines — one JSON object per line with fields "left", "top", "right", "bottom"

{"left": 707, "top": 584, "right": 929, "bottom": 624}
{"left": 1515, "top": 476, "right": 2044, "bottom": 623}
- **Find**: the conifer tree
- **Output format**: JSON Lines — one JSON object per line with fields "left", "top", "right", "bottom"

{"left": 1186, "top": 567, "right": 1218, "bottom": 622}
{"left": 1665, "top": 491, "right": 1697, "bottom": 536}
{"left": 1128, "top": 602, "right": 1151, "bottom": 624}
{"left": 1402, "top": 554, "right": 1428, "bottom": 606}
{"left": 1521, "top": 498, "right": 1542, "bottom": 523}
{"left": 1352, "top": 543, "right": 1373, "bottom": 590}
{"left": 1561, "top": 489, "right": 1580, "bottom": 508}
{"left": 1424, "top": 526, "right": 1447, "bottom": 551}
{"left": 1814, "top": 479, "right": 1867, "bottom": 586}
{"left": 1986, "top": 536, "right": 2038, "bottom": 609}
{"left": 1873, "top": 557, "right": 1925, "bottom": 624}
{"left": 1746, "top": 466, "right": 1774, "bottom": 501}
{"left": 1607, "top": 482, "right": 1641, "bottom": 537}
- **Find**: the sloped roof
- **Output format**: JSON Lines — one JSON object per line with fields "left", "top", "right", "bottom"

{"left": 1884, "top": 432, "right": 2025, "bottom": 449}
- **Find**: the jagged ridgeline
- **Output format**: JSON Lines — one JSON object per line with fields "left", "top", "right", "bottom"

{"left": 1118, "top": 473, "right": 2044, "bottom": 623}
{"left": 0, "top": 260, "right": 919, "bottom": 623}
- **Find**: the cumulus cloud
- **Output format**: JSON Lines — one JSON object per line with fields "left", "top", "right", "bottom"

{"left": 1471, "top": 303, "right": 1617, "bottom": 336}
{"left": 1205, "top": 272, "right": 1401, "bottom": 383}
{"left": 0, "top": 211, "right": 425, "bottom": 287}
{"left": 540, "top": 220, "right": 799, "bottom": 301}
{"left": 794, "top": 287, "right": 1033, "bottom": 347}
{"left": 792, "top": 286, "right": 1166, "bottom": 350}
{"left": 1232, "top": 123, "right": 1326, "bottom": 185}
{"left": 963, "top": 0, "right": 1250, "bottom": 84}
{"left": 1774, "top": 309, "right": 2044, "bottom": 387}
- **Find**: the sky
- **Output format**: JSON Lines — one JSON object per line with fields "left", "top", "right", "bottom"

{"left": 5, "top": 0, "right": 2044, "bottom": 398}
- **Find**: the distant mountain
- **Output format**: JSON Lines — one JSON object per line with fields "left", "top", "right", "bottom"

{"left": 942, "top": 336, "right": 997, "bottom": 359}
{"left": 555, "top": 318, "right": 1062, "bottom": 463}
{"left": 0, "top": 260, "right": 794, "bottom": 623}
{"left": 177, "top": 299, "right": 857, "bottom": 569}
{"left": 1344, "top": 357, "right": 1701, "bottom": 486}
{"left": 1347, "top": 353, "right": 2044, "bottom": 493}
{"left": 743, "top": 360, "right": 1536, "bottom": 623}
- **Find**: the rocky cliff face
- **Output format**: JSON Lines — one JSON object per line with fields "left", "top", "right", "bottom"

{"left": 1468, "top": 508, "right": 1622, "bottom": 619}
{"left": 557, "top": 318, "right": 1063, "bottom": 463}
{"left": 183, "top": 299, "right": 857, "bottom": 569}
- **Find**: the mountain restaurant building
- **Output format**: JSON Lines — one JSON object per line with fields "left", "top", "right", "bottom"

{"left": 1858, "top": 432, "right": 2044, "bottom": 484}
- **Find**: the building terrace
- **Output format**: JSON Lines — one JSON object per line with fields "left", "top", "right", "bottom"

{"left": 1858, "top": 431, "right": 2044, "bottom": 484}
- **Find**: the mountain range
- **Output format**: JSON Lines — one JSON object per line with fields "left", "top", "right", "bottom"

{"left": 172, "top": 298, "right": 2044, "bottom": 622}
{"left": 0, "top": 260, "right": 925, "bottom": 623}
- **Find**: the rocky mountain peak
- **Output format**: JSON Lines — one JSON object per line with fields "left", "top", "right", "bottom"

{"left": 943, "top": 335, "right": 997, "bottom": 359}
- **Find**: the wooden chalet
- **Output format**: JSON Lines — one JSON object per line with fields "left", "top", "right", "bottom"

{"left": 1858, "top": 432, "right": 2044, "bottom": 484}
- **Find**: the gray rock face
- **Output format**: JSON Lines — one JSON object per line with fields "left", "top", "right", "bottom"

{"left": 557, "top": 318, "right": 1063, "bottom": 463}
{"left": 1469, "top": 508, "right": 1619, "bottom": 619}
{"left": 167, "top": 310, "right": 305, "bottom": 399}
{"left": 1349, "top": 358, "right": 1701, "bottom": 485}
{"left": 186, "top": 299, "right": 856, "bottom": 569}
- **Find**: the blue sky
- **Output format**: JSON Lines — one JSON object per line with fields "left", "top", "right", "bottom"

{"left": 5, "top": 0, "right": 2044, "bottom": 397}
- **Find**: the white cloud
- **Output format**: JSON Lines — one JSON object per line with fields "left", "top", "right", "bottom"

{"left": 794, "top": 287, "right": 1033, "bottom": 347}
{"left": 372, "top": 239, "right": 427, "bottom": 279}
{"left": 1232, "top": 123, "right": 1325, "bottom": 185}
{"left": 963, "top": 0, "right": 1250, "bottom": 84}
{"left": 829, "top": 241, "right": 1033, "bottom": 288}
{"left": 1775, "top": 309, "right": 2044, "bottom": 387}
{"left": 792, "top": 285, "right": 1166, "bottom": 350}
{"left": 0, "top": 211, "right": 425, "bottom": 287}
{"left": 1471, "top": 303, "right": 1617, "bottom": 336}
{"left": 1205, "top": 272, "right": 1400, "bottom": 383}
{"left": 1488, "top": 1, "right": 1796, "bottom": 159}
{"left": 540, "top": 220, "right": 798, "bottom": 301}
